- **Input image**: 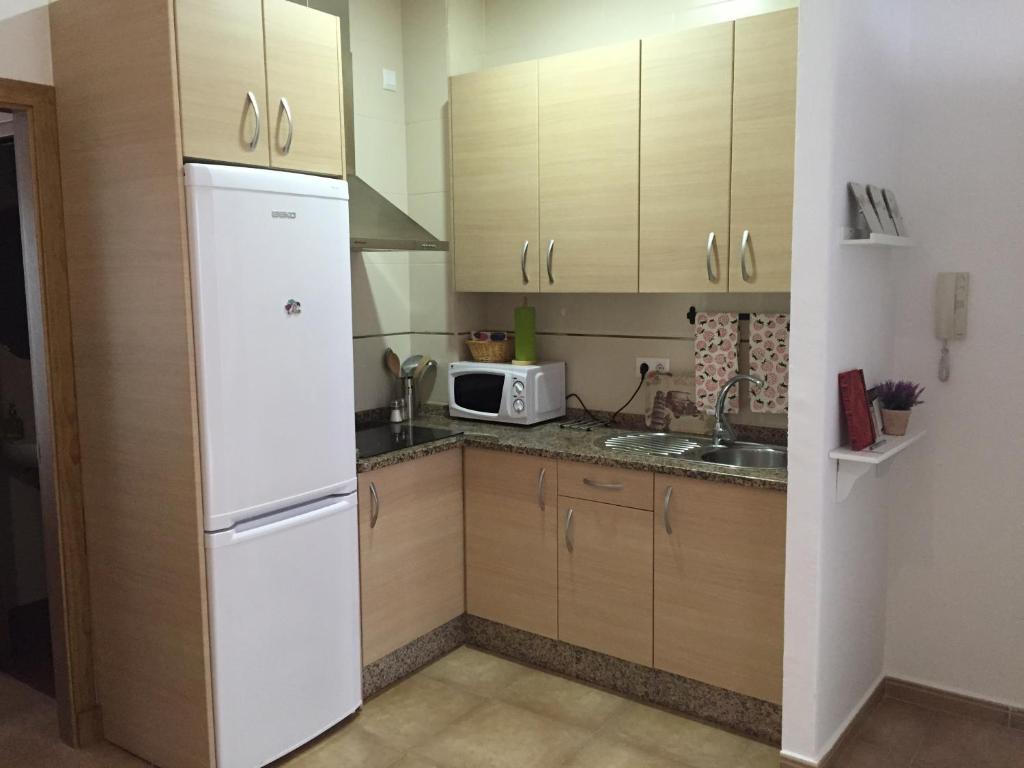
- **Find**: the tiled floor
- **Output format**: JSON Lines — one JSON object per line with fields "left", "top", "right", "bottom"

{"left": 831, "top": 698, "right": 1024, "bottom": 768}
{"left": 0, "top": 671, "right": 148, "bottom": 767}
{"left": 277, "top": 646, "right": 779, "bottom": 768}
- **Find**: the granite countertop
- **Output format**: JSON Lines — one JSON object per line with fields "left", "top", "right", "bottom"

{"left": 357, "top": 412, "right": 787, "bottom": 492}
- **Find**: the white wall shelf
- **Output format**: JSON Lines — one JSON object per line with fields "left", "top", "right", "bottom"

{"left": 829, "top": 430, "right": 926, "bottom": 502}
{"left": 840, "top": 232, "right": 915, "bottom": 248}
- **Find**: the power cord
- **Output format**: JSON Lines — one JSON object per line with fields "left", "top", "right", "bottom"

{"left": 566, "top": 363, "right": 649, "bottom": 427}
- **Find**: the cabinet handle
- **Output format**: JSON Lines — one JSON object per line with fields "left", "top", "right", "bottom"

{"left": 279, "top": 97, "right": 294, "bottom": 156}
{"left": 521, "top": 240, "right": 530, "bottom": 284}
{"left": 583, "top": 478, "right": 623, "bottom": 491}
{"left": 663, "top": 485, "right": 673, "bottom": 535}
{"left": 564, "top": 507, "right": 574, "bottom": 552}
{"left": 537, "top": 466, "right": 546, "bottom": 511}
{"left": 546, "top": 239, "right": 555, "bottom": 284}
{"left": 706, "top": 232, "right": 719, "bottom": 283}
{"left": 740, "top": 229, "right": 754, "bottom": 283}
{"left": 369, "top": 481, "right": 380, "bottom": 528}
{"left": 245, "top": 90, "right": 261, "bottom": 151}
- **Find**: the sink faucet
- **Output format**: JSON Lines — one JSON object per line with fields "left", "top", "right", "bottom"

{"left": 711, "top": 374, "right": 765, "bottom": 446}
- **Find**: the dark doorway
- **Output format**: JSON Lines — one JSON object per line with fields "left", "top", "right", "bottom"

{"left": 0, "top": 116, "right": 53, "bottom": 698}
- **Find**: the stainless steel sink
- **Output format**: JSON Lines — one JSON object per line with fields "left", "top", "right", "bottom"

{"left": 601, "top": 432, "right": 786, "bottom": 470}
{"left": 601, "top": 432, "right": 710, "bottom": 457}
{"left": 696, "top": 445, "right": 787, "bottom": 469}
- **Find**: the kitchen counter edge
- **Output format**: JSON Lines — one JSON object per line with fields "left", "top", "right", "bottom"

{"left": 356, "top": 418, "right": 787, "bottom": 492}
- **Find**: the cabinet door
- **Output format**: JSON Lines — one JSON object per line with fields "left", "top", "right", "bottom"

{"left": 263, "top": 0, "right": 345, "bottom": 176}
{"left": 465, "top": 449, "right": 557, "bottom": 637}
{"left": 654, "top": 476, "right": 786, "bottom": 703}
{"left": 358, "top": 449, "right": 464, "bottom": 665}
{"left": 557, "top": 497, "right": 652, "bottom": 665}
{"left": 640, "top": 23, "right": 734, "bottom": 293}
{"left": 539, "top": 42, "right": 640, "bottom": 292}
{"left": 175, "top": 0, "right": 270, "bottom": 165}
{"left": 729, "top": 9, "right": 798, "bottom": 293}
{"left": 451, "top": 61, "right": 540, "bottom": 292}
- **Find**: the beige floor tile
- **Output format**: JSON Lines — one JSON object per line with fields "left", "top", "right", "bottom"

{"left": 413, "top": 700, "right": 591, "bottom": 768}
{"left": 390, "top": 754, "right": 444, "bottom": 768}
{"left": 359, "top": 675, "right": 485, "bottom": 751}
{"left": 605, "top": 700, "right": 754, "bottom": 768}
{"left": 562, "top": 733, "right": 684, "bottom": 767}
{"left": 736, "top": 740, "right": 782, "bottom": 768}
{"left": 420, "top": 646, "right": 530, "bottom": 698}
{"left": 276, "top": 722, "right": 402, "bottom": 768}
{"left": 495, "top": 667, "right": 629, "bottom": 731}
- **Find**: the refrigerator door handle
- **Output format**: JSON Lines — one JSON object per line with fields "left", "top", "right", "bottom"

{"left": 207, "top": 495, "right": 355, "bottom": 548}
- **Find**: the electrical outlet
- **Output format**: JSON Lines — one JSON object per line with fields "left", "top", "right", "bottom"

{"left": 636, "top": 358, "right": 670, "bottom": 377}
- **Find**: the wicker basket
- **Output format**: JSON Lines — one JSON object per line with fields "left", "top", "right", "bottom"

{"left": 465, "top": 338, "right": 514, "bottom": 363}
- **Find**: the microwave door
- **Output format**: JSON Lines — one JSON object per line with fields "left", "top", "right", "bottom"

{"left": 452, "top": 372, "right": 507, "bottom": 416}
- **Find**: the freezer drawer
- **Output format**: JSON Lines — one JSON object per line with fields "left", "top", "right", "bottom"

{"left": 206, "top": 496, "right": 361, "bottom": 768}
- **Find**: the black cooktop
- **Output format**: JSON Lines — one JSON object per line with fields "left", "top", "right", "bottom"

{"left": 356, "top": 423, "right": 464, "bottom": 460}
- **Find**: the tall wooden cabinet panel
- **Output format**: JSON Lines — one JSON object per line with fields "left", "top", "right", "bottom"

{"left": 557, "top": 497, "right": 653, "bottom": 665}
{"left": 639, "top": 23, "right": 734, "bottom": 293}
{"left": 729, "top": 9, "right": 798, "bottom": 293}
{"left": 175, "top": 0, "right": 270, "bottom": 165}
{"left": 263, "top": 0, "right": 345, "bottom": 175}
{"left": 358, "top": 449, "right": 465, "bottom": 665}
{"left": 464, "top": 449, "right": 558, "bottom": 637}
{"left": 653, "top": 476, "right": 786, "bottom": 703}
{"left": 539, "top": 42, "right": 640, "bottom": 292}
{"left": 451, "top": 61, "right": 540, "bottom": 292}
{"left": 51, "top": 1, "right": 214, "bottom": 766}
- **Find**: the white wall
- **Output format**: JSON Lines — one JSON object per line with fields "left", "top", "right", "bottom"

{"left": 347, "top": 0, "right": 485, "bottom": 411}
{"left": 885, "top": 1, "right": 1024, "bottom": 709}
{"left": 481, "top": 0, "right": 797, "bottom": 69}
{"left": 783, "top": 0, "right": 909, "bottom": 761}
{"left": 0, "top": 2, "right": 53, "bottom": 85}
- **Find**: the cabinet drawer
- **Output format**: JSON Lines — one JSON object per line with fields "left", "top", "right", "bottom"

{"left": 558, "top": 460, "right": 653, "bottom": 510}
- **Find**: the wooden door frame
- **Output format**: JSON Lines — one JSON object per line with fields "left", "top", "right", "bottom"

{"left": 0, "top": 77, "right": 97, "bottom": 747}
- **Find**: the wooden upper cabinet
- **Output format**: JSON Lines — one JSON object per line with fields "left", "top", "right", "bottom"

{"left": 557, "top": 497, "right": 653, "bottom": 665}
{"left": 358, "top": 449, "right": 465, "bottom": 665}
{"left": 464, "top": 449, "right": 557, "bottom": 638}
{"left": 451, "top": 61, "right": 540, "bottom": 292}
{"left": 263, "top": 0, "right": 345, "bottom": 175}
{"left": 175, "top": 0, "right": 270, "bottom": 165}
{"left": 729, "top": 9, "right": 798, "bottom": 293}
{"left": 653, "top": 476, "right": 786, "bottom": 703}
{"left": 640, "top": 24, "right": 734, "bottom": 293}
{"left": 539, "top": 42, "right": 640, "bottom": 292}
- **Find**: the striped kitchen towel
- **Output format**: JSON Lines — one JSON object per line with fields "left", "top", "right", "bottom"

{"left": 694, "top": 312, "right": 739, "bottom": 413}
{"left": 749, "top": 313, "right": 790, "bottom": 413}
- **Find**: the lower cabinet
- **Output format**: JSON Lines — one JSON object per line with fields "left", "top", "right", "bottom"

{"left": 557, "top": 496, "right": 653, "bottom": 666}
{"left": 653, "top": 475, "right": 786, "bottom": 703}
{"left": 358, "top": 449, "right": 465, "bottom": 665}
{"left": 464, "top": 448, "right": 558, "bottom": 638}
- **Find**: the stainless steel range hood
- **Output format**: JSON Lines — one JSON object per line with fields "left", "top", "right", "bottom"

{"left": 334, "top": 0, "right": 448, "bottom": 252}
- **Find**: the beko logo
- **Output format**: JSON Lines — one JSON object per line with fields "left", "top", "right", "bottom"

{"left": 271, "top": 210, "right": 297, "bottom": 219}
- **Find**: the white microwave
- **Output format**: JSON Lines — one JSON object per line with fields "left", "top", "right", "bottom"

{"left": 448, "top": 361, "right": 565, "bottom": 425}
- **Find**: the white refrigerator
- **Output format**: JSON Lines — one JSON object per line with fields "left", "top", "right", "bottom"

{"left": 184, "top": 164, "right": 361, "bottom": 768}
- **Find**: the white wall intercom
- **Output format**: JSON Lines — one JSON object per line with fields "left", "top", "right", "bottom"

{"left": 935, "top": 272, "right": 969, "bottom": 381}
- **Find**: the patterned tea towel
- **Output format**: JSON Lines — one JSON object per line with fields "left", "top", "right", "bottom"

{"left": 748, "top": 313, "right": 789, "bottom": 413}
{"left": 694, "top": 312, "right": 739, "bottom": 414}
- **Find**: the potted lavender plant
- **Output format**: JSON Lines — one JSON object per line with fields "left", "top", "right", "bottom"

{"left": 875, "top": 380, "right": 925, "bottom": 436}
